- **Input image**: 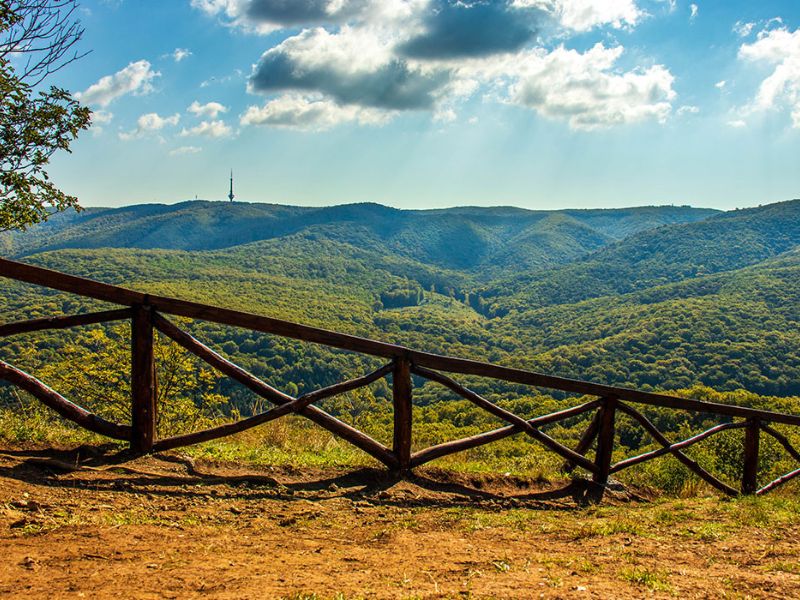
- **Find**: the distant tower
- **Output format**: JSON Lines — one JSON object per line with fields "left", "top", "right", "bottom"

{"left": 228, "top": 170, "right": 235, "bottom": 202}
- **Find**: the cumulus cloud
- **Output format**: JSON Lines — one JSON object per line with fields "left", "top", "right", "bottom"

{"left": 91, "top": 110, "right": 114, "bottom": 125}
{"left": 245, "top": 0, "right": 369, "bottom": 25}
{"left": 399, "top": 1, "right": 538, "bottom": 59}
{"left": 241, "top": 93, "right": 389, "bottom": 130}
{"left": 88, "top": 109, "right": 113, "bottom": 135}
{"left": 738, "top": 26, "right": 800, "bottom": 127}
{"left": 201, "top": 0, "right": 674, "bottom": 132}
{"left": 180, "top": 119, "right": 233, "bottom": 137}
{"left": 249, "top": 27, "right": 452, "bottom": 110}
{"left": 515, "top": 0, "right": 641, "bottom": 32}
{"left": 139, "top": 112, "right": 181, "bottom": 130}
{"left": 77, "top": 60, "right": 160, "bottom": 107}
{"left": 119, "top": 112, "right": 180, "bottom": 140}
{"left": 173, "top": 48, "right": 192, "bottom": 62}
{"left": 191, "top": 0, "right": 364, "bottom": 33}
{"left": 508, "top": 44, "right": 675, "bottom": 129}
{"left": 188, "top": 100, "right": 228, "bottom": 118}
{"left": 689, "top": 3, "right": 698, "bottom": 21}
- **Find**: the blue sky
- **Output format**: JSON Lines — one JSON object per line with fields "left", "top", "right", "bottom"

{"left": 44, "top": 0, "right": 800, "bottom": 210}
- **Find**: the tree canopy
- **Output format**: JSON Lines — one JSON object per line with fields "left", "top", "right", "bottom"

{"left": 0, "top": 1, "right": 90, "bottom": 232}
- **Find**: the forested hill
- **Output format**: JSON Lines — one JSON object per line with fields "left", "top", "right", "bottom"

{"left": 480, "top": 199, "right": 800, "bottom": 312}
{"left": 2, "top": 198, "right": 800, "bottom": 397}
{"left": 0, "top": 201, "right": 717, "bottom": 279}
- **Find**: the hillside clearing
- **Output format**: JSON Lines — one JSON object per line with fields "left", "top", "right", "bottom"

{"left": 1, "top": 445, "right": 799, "bottom": 599}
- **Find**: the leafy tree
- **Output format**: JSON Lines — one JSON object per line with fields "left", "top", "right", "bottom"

{"left": 0, "top": 1, "right": 90, "bottom": 231}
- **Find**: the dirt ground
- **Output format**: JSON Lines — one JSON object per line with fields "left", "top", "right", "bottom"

{"left": 1, "top": 444, "right": 798, "bottom": 599}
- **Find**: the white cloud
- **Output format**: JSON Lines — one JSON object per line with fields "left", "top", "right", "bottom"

{"left": 173, "top": 48, "right": 192, "bottom": 62}
{"left": 248, "top": 26, "right": 452, "bottom": 111}
{"left": 514, "top": 0, "right": 642, "bottom": 32}
{"left": 738, "top": 26, "right": 800, "bottom": 127}
{"left": 557, "top": 0, "right": 641, "bottom": 31}
{"left": 119, "top": 112, "right": 180, "bottom": 140}
{"left": 507, "top": 44, "right": 675, "bottom": 130}
{"left": 188, "top": 100, "right": 228, "bottom": 119}
{"left": 241, "top": 93, "right": 389, "bottom": 130}
{"left": 689, "top": 3, "right": 698, "bottom": 21}
{"left": 89, "top": 110, "right": 113, "bottom": 135}
{"left": 727, "top": 119, "right": 746, "bottom": 128}
{"left": 189, "top": 0, "right": 410, "bottom": 33}
{"left": 139, "top": 112, "right": 181, "bottom": 130}
{"left": 677, "top": 105, "right": 699, "bottom": 115}
{"left": 715, "top": 80, "right": 726, "bottom": 89}
{"left": 91, "top": 110, "right": 114, "bottom": 125}
{"left": 77, "top": 60, "right": 160, "bottom": 107}
{"left": 195, "top": 0, "right": 677, "bottom": 133}
{"left": 734, "top": 21, "right": 756, "bottom": 38}
{"left": 180, "top": 119, "right": 233, "bottom": 137}
{"left": 170, "top": 145, "right": 203, "bottom": 155}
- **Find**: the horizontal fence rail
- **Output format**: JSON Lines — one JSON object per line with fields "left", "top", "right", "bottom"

{"left": 2, "top": 256, "right": 800, "bottom": 499}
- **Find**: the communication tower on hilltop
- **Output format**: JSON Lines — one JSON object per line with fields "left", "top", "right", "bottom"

{"left": 228, "top": 170, "right": 235, "bottom": 202}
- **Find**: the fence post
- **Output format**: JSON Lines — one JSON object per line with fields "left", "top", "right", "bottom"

{"left": 392, "top": 356, "right": 413, "bottom": 473}
{"left": 131, "top": 304, "right": 156, "bottom": 453}
{"left": 592, "top": 396, "right": 618, "bottom": 495}
{"left": 742, "top": 418, "right": 760, "bottom": 494}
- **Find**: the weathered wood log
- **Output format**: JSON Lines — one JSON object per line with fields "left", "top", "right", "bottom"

{"left": 742, "top": 418, "right": 760, "bottom": 494}
{"left": 153, "top": 312, "right": 293, "bottom": 405}
{"left": 610, "top": 422, "right": 747, "bottom": 474}
{"left": 411, "top": 365, "right": 597, "bottom": 473}
{"left": 409, "top": 400, "right": 602, "bottom": 468}
{"left": 392, "top": 357, "right": 413, "bottom": 472}
{"left": 0, "top": 360, "right": 131, "bottom": 440}
{"left": 617, "top": 403, "right": 739, "bottom": 496}
{"left": 760, "top": 424, "right": 800, "bottom": 464}
{"left": 0, "top": 308, "right": 132, "bottom": 337}
{"left": 153, "top": 313, "right": 397, "bottom": 467}
{"left": 4, "top": 257, "right": 800, "bottom": 427}
{"left": 563, "top": 408, "right": 602, "bottom": 474}
{"left": 413, "top": 351, "right": 800, "bottom": 426}
{"left": 592, "top": 397, "right": 617, "bottom": 491}
{"left": 756, "top": 466, "right": 800, "bottom": 495}
{"left": 0, "top": 257, "right": 407, "bottom": 359}
{"left": 154, "top": 362, "right": 394, "bottom": 452}
{"left": 131, "top": 305, "right": 156, "bottom": 453}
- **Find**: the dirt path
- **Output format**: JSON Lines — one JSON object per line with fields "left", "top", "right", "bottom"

{"left": 1, "top": 445, "right": 798, "bottom": 599}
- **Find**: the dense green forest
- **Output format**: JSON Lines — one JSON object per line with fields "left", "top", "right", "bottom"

{"left": 2, "top": 199, "right": 800, "bottom": 489}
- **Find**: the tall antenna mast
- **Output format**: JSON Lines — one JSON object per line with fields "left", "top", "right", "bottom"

{"left": 228, "top": 170, "right": 235, "bottom": 202}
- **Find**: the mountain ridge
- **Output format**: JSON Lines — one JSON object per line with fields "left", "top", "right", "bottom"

{"left": 1, "top": 200, "right": 719, "bottom": 279}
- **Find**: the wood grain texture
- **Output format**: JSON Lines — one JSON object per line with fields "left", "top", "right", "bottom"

{"left": 0, "top": 308, "right": 132, "bottom": 337}
{"left": 409, "top": 400, "right": 602, "bottom": 468}
{"left": 0, "top": 360, "right": 130, "bottom": 440}
{"left": 153, "top": 313, "right": 397, "bottom": 467}
{"left": 3, "top": 257, "right": 800, "bottom": 426}
{"left": 131, "top": 305, "right": 156, "bottom": 453}
{"left": 412, "top": 365, "right": 597, "bottom": 473}
{"left": 617, "top": 403, "right": 739, "bottom": 496}
{"left": 154, "top": 362, "right": 394, "bottom": 452}
{"left": 610, "top": 422, "right": 747, "bottom": 474}
{"left": 392, "top": 358, "right": 413, "bottom": 471}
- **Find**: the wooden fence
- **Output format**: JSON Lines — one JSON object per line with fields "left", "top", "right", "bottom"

{"left": 1, "top": 256, "right": 800, "bottom": 498}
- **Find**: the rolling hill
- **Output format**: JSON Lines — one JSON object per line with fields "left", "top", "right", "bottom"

{"left": 2, "top": 198, "right": 800, "bottom": 397}
{"left": 0, "top": 201, "right": 717, "bottom": 278}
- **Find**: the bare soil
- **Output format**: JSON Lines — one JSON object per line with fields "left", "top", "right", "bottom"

{"left": 1, "top": 444, "right": 799, "bottom": 599}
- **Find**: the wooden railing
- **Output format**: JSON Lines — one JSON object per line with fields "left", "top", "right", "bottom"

{"left": 1, "top": 256, "right": 800, "bottom": 498}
